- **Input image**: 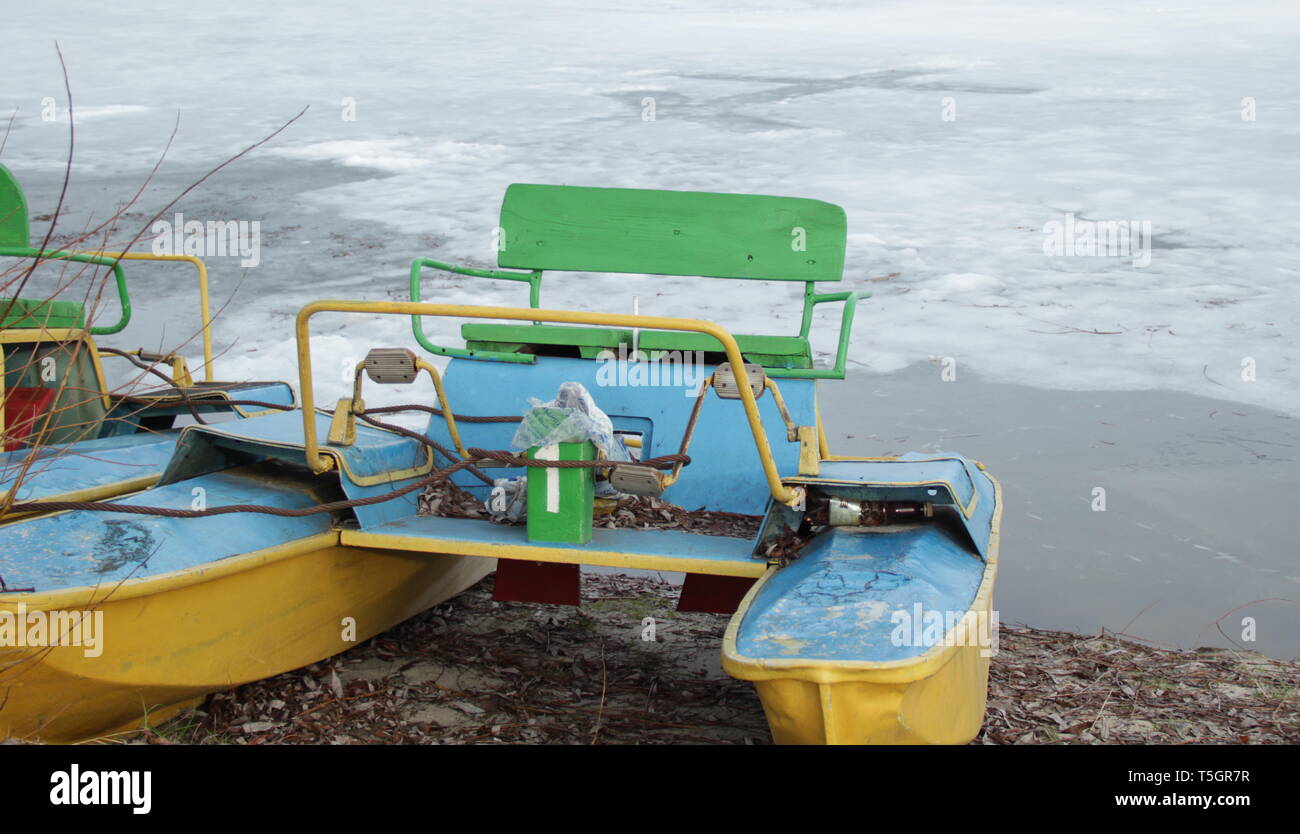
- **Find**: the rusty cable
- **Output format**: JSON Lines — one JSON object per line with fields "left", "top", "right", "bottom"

{"left": 3, "top": 420, "right": 689, "bottom": 519}
{"left": 354, "top": 412, "right": 494, "bottom": 488}
{"left": 112, "top": 394, "right": 524, "bottom": 424}
{"left": 466, "top": 448, "right": 688, "bottom": 470}
{"left": 364, "top": 403, "right": 521, "bottom": 423}
{"left": 97, "top": 347, "right": 211, "bottom": 425}
{"left": 4, "top": 360, "right": 690, "bottom": 521}
{"left": 4, "top": 458, "right": 476, "bottom": 519}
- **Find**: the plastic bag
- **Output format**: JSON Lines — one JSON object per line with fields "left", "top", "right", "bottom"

{"left": 486, "top": 476, "right": 528, "bottom": 523}
{"left": 510, "top": 381, "right": 631, "bottom": 462}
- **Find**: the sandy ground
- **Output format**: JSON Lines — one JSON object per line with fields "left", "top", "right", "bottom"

{"left": 136, "top": 571, "right": 1296, "bottom": 746}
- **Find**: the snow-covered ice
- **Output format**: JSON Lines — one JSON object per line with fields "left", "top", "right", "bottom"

{"left": 1, "top": 0, "right": 1298, "bottom": 414}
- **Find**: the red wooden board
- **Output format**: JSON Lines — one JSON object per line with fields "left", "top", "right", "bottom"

{"left": 677, "top": 573, "right": 755, "bottom": 614}
{"left": 492, "top": 559, "right": 581, "bottom": 606}
{"left": 3, "top": 386, "right": 56, "bottom": 451}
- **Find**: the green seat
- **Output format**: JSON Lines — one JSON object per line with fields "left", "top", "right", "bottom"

{"left": 461, "top": 323, "right": 812, "bottom": 368}
{"left": 411, "top": 184, "right": 869, "bottom": 378}
{"left": 461, "top": 324, "right": 631, "bottom": 359}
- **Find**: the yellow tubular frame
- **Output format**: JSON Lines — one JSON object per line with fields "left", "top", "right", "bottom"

{"left": 346, "top": 357, "right": 468, "bottom": 458}
{"left": 762, "top": 378, "right": 800, "bottom": 442}
{"left": 415, "top": 359, "right": 466, "bottom": 459}
{"left": 295, "top": 301, "right": 803, "bottom": 507}
{"left": 80, "top": 252, "right": 215, "bottom": 382}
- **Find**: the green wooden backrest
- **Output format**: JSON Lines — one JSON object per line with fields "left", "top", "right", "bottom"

{"left": 410, "top": 184, "right": 869, "bottom": 378}
{"left": 0, "top": 164, "right": 30, "bottom": 249}
{"left": 497, "top": 184, "right": 845, "bottom": 282}
{"left": 0, "top": 164, "right": 135, "bottom": 336}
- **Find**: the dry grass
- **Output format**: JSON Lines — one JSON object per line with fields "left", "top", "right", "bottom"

{"left": 978, "top": 625, "right": 1298, "bottom": 744}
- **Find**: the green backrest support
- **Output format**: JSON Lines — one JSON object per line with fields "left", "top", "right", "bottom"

{"left": 497, "top": 184, "right": 846, "bottom": 282}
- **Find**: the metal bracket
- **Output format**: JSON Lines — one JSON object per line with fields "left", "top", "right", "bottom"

{"left": 364, "top": 347, "right": 420, "bottom": 384}
{"left": 610, "top": 464, "right": 665, "bottom": 497}
{"left": 796, "top": 425, "right": 820, "bottom": 476}
{"left": 713, "top": 362, "right": 766, "bottom": 400}
{"left": 327, "top": 396, "right": 361, "bottom": 446}
{"left": 134, "top": 349, "right": 195, "bottom": 387}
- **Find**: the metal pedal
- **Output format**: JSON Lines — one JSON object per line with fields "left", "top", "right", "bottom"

{"left": 713, "top": 361, "right": 766, "bottom": 400}
{"left": 363, "top": 347, "right": 419, "bottom": 384}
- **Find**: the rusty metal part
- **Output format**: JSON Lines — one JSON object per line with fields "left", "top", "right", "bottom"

{"left": 827, "top": 497, "right": 932, "bottom": 526}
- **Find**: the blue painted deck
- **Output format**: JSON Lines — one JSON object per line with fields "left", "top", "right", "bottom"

{"left": 735, "top": 525, "right": 986, "bottom": 663}
{"left": 158, "top": 409, "right": 433, "bottom": 529}
{"left": 0, "top": 432, "right": 177, "bottom": 502}
{"left": 160, "top": 410, "right": 428, "bottom": 486}
{"left": 99, "top": 381, "right": 297, "bottom": 436}
{"left": 0, "top": 350, "right": 1001, "bottom": 655}
{"left": 811, "top": 457, "right": 981, "bottom": 504}
{"left": 0, "top": 468, "right": 332, "bottom": 593}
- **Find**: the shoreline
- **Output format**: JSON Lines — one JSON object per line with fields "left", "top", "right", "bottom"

{"left": 820, "top": 364, "right": 1300, "bottom": 660}
{"left": 100, "top": 572, "right": 1294, "bottom": 746}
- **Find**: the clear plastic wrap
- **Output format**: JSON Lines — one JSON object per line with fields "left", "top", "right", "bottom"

{"left": 509, "top": 381, "right": 631, "bottom": 462}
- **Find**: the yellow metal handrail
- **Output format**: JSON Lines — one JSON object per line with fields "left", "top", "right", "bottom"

{"left": 294, "top": 300, "right": 803, "bottom": 507}
{"left": 79, "top": 252, "right": 215, "bottom": 382}
{"left": 338, "top": 356, "right": 469, "bottom": 458}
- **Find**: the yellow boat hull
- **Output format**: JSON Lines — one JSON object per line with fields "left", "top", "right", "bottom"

{"left": 0, "top": 532, "right": 492, "bottom": 743}
{"left": 724, "top": 592, "right": 996, "bottom": 744}
{"left": 722, "top": 475, "right": 1002, "bottom": 745}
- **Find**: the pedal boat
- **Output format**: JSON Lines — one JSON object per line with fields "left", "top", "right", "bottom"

{"left": 0, "top": 165, "right": 486, "bottom": 742}
{"left": 0, "top": 164, "right": 296, "bottom": 521}
{"left": 0, "top": 183, "right": 999, "bottom": 745}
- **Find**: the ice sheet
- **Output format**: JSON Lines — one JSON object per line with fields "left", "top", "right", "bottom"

{"left": 1, "top": 0, "right": 1297, "bottom": 414}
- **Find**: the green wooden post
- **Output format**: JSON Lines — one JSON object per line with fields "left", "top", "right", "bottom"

{"left": 526, "top": 440, "right": 595, "bottom": 544}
